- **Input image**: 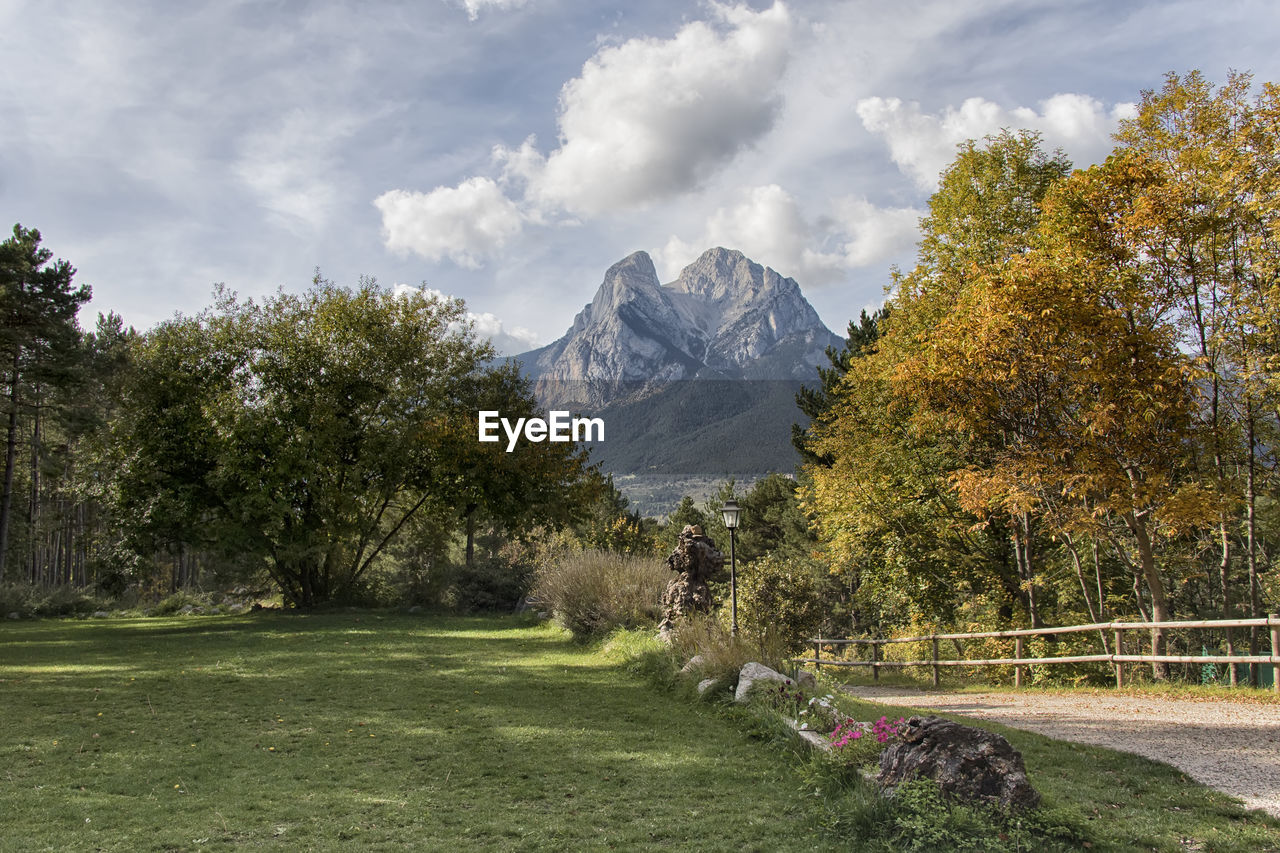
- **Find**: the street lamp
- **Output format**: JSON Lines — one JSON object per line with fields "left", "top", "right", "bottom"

{"left": 721, "top": 499, "right": 740, "bottom": 635}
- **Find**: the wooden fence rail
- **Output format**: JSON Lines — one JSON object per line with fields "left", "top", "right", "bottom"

{"left": 794, "top": 615, "right": 1280, "bottom": 694}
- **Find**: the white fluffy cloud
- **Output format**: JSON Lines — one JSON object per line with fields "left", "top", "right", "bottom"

{"left": 374, "top": 177, "right": 524, "bottom": 269}
{"left": 857, "top": 93, "right": 1137, "bottom": 190}
{"left": 392, "top": 284, "right": 538, "bottom": 355}
{"left": 657, "top": 185, "right": 920, "bottom": 287}
{"left": 498, "top": 1, "right": 794, "bottom": 215}
{"left": 380, "top": 2, "right": 794, "bottom": 268}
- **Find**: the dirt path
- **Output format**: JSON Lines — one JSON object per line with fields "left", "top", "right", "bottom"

{"left": 845, "top": 685, "right": 1280, "bottom": 817}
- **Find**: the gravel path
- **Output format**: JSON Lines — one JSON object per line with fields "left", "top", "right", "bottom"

{"left": 844, "top": 685, "right": 1280, "bottom": 817}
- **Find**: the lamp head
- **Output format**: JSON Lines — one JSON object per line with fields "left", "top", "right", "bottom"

{"left": 720, "top": 499, "right": 740, "bottom": 530}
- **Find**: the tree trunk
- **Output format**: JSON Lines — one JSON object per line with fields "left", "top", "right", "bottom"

{"left": 1246, "top": 401, "right": 1260, "bottom": 686}
{"left": 1064, "top": 533, "right": 1108, "bottom": 653}
{"left": 0, "top": 348, "right": 20, "bottom": 579}
{"left": 1220, "top": 519, "right": 1237, "bottom": 685}
{"left": 1010, "top": 512, "right": 1040, "bottom": 628}
{"left": 28, "top": 390, "right": 40, "bottom": 585}
{"left": 1123, "top": 509, "right": 1170, "bottom": 679}
{"left": 464, "top": 503, "right": 477, "bottom": 568}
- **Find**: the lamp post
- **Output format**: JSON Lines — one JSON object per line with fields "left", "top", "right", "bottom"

{"left": 721, "top": 499, "right": 740, "bottom": 636}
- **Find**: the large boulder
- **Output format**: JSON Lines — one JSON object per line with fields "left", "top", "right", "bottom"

{"left": 878, "top": 716, "right": 1040, "bottom": 811}
{"left": 733, "top": 661, "right": 791, "bottom": 704}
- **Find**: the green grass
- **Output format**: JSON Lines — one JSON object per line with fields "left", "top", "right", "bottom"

{"left": 0, "top": 612, "right": 835, "bottom": 852}
{"left": 823, "top": 690, "right": 1280, "bottom": 852}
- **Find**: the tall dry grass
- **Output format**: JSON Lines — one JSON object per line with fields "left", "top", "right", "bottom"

{"left": 531, "top": 549, "right": 669, "bottom": 641}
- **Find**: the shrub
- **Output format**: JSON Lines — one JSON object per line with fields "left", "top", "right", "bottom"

{"left": 531, "top": 548, "right": 667, "bottom": 640}
{"left": 737, "top": 552, "right": 828, "bottom": 655}
{"left": 667, "top": 611, "right": 793, "bottom": 691}
{"left": 0, "top": 584, "right": 107, "bottom": 618}
{"left": 152, "top": 590, "right": 213, "bottom": 616}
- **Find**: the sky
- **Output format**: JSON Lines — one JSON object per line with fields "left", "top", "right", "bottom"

{"left": 4, "top": 0, "right": 1280, "bottom": 355}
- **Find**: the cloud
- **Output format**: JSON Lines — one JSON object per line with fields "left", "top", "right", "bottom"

{"left": 497, "top": 1, "right": 794, "bottom": 216}
{"left": 393, "top": 284, "right": 539, "bottom": 355}
{"left": 233, "top": 108, "right": 360, "bottom": 233}
{"left": 856, "top": 93, "right": 1136, "bottom": 190}
{"left": 656, "top": 185, "right": 920, "bottom": 287}
{"left": 381, "top": 2, "right": 794, "bottom": 267}
{"left": 456, "top": 0, "right": 529, "bottom": 21}
{"left": 374, "top": 177, "right": 525, "bottom": 269}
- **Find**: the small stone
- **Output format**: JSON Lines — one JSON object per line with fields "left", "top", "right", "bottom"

{"left": 679, "top": 654, "right": 706, "bottom": 674}
{"left": 696, "top": 678, "right": 718, "bottom": 697}
{"left": 407, "top": 605, "right": 423, "bottom": 614}
{"left": 796, "top": 670, "right": 817, "bottom": 691}
{"left": 6, "top": 612, "right": 19, "bottom": 620}
{"left": 92, "top": 611, "right": 110, "bottom": 619}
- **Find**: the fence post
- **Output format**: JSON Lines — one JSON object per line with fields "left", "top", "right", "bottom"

{"left": 931, "top": 635, "right": 940, "bottom": 688}
{"left": 1014, "top": 636, "right": 1025, "bottom": 688}
{"left": 1270, "top": 614, "right": 1279, "bottom": 697}
{"left": 872, "top": 638, "right": 881, "bottom": 682}
{"left": 813, "top": 640, "right": 821, "bottom": 676}
{"left": 1113, "top": 626, "right": 1124, "bottom": 688}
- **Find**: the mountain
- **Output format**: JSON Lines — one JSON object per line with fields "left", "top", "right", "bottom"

{"left": 513, "top": 247, "right": 841, "bottom": 508}
{"left": 518, "top": 247, "right": 841, "bottom": 409}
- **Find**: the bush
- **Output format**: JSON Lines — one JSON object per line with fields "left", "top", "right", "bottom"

{"left": 152, "top": 590, "right": 214, "bottom": 616}
{"left": 531, "top": 548, "right": 667, "bottom": 640}
{"left": 0, "top": 583, "right": 106, "bottom": 618}
{"left": 737, "top": 552, "right": 827, "bottom": 655}
{"left": 667, "top": 611, "right": 792, "bottom": 690}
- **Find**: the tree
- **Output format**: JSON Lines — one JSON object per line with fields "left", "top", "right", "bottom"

{"left": 0, "top": 225, "right": 91, "bottom": 579}
{"left": 1113, "top": 71, "right": 1280, "bottom": 680}
{"left": 804, "top": 131, "right": 1071, "bottom": 632}
{"left": 792, "top": 307, "right": 889, "bottom": 466}
{"left": 113, "top": 277, "right": 593, "bottom": 607}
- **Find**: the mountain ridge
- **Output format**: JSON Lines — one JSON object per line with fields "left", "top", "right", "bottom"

{"left": 516, "top": 247, "right": 841, "bottom": 410}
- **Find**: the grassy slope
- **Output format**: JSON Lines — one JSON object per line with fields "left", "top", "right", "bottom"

{"left": 0, "top": 613, "right": 834, "bottom": 852}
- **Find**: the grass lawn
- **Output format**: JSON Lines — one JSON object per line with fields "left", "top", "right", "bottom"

{"left": 1, "top": 612, "right": 834, "bottom": 852}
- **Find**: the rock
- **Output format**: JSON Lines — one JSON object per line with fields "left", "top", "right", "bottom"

{"left": 798, "top": 730, "right": 833, "bottom": 752}
{"left": 679, "top": 654, "right": 706, "bottom": 675}
{"left": 228, "top": 603, "right": 247, "bottom": 614}
{"left": 734, "top": 661, "right": 791, "bottom": 704}
{"left": 796, "top": 670, "right": 817, "bottom": 691}
{"left": 878, "top": 716, "right": 1040, "bottom": 811}
{"left": 179, "top": 604, "right": 196, "bottom": 615}
{"left": 657, "top": 526, "right": 725, "bottom": 633}
{"left": 407, "top": 605, "right": 423, "bottom": 614}
{"left": 696, "top": 678, "right": 718, "bottom": 697}
{"left": 92, "top": 611, "right": 110, "bottom": 619}
{"left": 7, "top": 611, "right": 20, "bottom": 620}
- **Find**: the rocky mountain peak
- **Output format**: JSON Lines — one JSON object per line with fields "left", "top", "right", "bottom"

{"left": 517, "top": 247, "right": 840, "bottom": 408}
{"left": 669, "top": 246, "right": 771, "bottom": 302}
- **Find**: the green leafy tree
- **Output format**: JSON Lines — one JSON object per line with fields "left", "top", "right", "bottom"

{"left": 792, "top": 307, "right": 889, "bottom": 466}
{"left": 112, "top": 277, "right": 592, "bottom": 607}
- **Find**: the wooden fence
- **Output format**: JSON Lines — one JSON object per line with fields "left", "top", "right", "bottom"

{"left": 796, "top": 615, "right": 1280, "bottom": 694}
